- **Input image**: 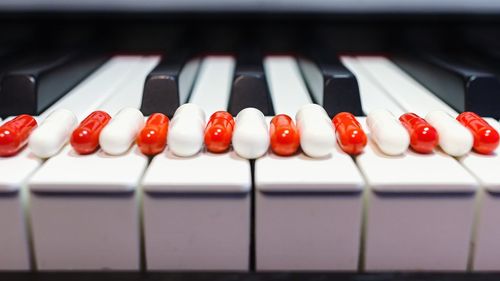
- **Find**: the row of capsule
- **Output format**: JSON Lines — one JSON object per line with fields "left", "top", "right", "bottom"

{"left": 0, "top": 103, "right": 498, "bottom": 159}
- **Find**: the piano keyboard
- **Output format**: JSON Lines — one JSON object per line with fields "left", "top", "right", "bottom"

{"left": 1, "top": 52, "right": 500, "bottom": 273}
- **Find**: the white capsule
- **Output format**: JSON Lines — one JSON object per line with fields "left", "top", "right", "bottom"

{"left": 425, "top": 110, "right": 473, "bottom": 157}
{"left": 28, "top": 109, "right": 78, "bottom": 158}
{"left": 367, "top": 109, "right": 410, "bottom": 156}
{"left": 168, "top": 104, "right": 206, "bottom": 157}
{"left": 232, "top": 108, "right": 269, "bottom": 159}
{"left": 99, "top": 107, "right": 144, "bottom": 155}
{"left": 295, "top": 104, "right": 335, "bottom": 158}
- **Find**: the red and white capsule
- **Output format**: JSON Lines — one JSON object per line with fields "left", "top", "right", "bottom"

{"left": 399, "top": 113, "right": 439, "bottom": 154}
{"left": 137, "top": 113, "right": 169, "bottom": 156}
{"left": 204, "top": 111, "right": 235, "bottom": 153}
{"left": 270, "top": 114, "right": 300, "bottom": 156}
{"left": 0, "top": 114, "right": 38, "bottom": 156}
{"left": 332, "top": 112, "right": 367, "bottom": 155}
{"left": 70, "top": 111, "right": 111, "bottom": 155}
{"left": 457, "top": 112, "right": 499, "bottom": 155}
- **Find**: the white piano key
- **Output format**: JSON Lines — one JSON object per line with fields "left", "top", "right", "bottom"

{"left": 142, "top": 150, "right": 252, "bottom": 270}
{"left": 255, "top": 146, "right": 364, "bottom": 270}
{"left": 39, "top": 56, "right": 144, "bottom": 120}
{"left": 459, "top": 119, "right": 500, "bottom": 271}
{"left": 188, "top": 56, "right": 235, "bottom": 117}
{"left": 355, "top": 56, "right": 457, "bottom": 117}
{"left": 26, "top": 56, "right": 156, "bottom": 270}
{"left": 98, "top": 56, "right": 160, "bottom": 116}
{"left": 356, "top": 117, "right": 478, "bottom": 271}
{"left": 264, "top": 56, "right": 313, "bottom": 116}
{"left": 0, "top": 57, "right": 145, "bottom": 271}
{"left": 340, "top": 56, "right": 404, "bottom": 116}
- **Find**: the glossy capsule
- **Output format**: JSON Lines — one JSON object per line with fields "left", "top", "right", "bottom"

{"left": 137, "top": 113, "right": 169, "bottom": 156}
{"left": 204, "top": 111, "right": 235, "bottom": 153}
{"left": 332, "top": 112, "right": 367, "bottom": 155}
{"left": 457, "top": 112, "right": 499, "bottom": 154}
{"left": 270, "top": 114, "right": 300, "bottom": 156}
{"left": 0, "top": 115, "right": 38, "bottom": 156}
{"left": 367, "top": 109, "right": 410, "bottom": 156}
{"left": 399, "top": 113, "right": 439, "bottom": 154}
{"left": 70, "top": 111, "right": 111, "bottom": 155}
{"left": 426, "top": 111, "right": 473, "bottom": 157}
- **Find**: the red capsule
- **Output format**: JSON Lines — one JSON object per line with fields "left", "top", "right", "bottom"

{"left": 70, "top": 111, "right": 111, "bottom": 155}
{"left": 270, "top": 114, "right": 300, "bottom": 156}
{"left": 399, "top": 113, "right": 439, "bottom": 154}
{"left": 332, "top": 112, "right": 367, "bottom": 155}
{"left": 457, "top": 112, "right": 499, "bottom": 154}
{"left": 0, "top": 115, "right": 38, "bottom": 156}
{"left": 204, "top": 111, "right": 235, "bottom": 153}
{"left": 137, "top": 113, "right": 169, "bottom": 156}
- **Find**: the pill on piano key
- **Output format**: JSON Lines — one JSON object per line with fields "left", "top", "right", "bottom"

{"left": 204, "top": 111, "right": 235, "bottom": 153}
{"left": 296, "top": 104, "right": 335, "bottom": 158}
{"left": 99, "top": 107, "right": 145, "bottom": 155}
{"left": 29, "top": 109, "right": 78, "bottom": 158}
{"left": 168, "top": 103, "right": 206, "bottom": 157}
{"left": 367, "top": 109, "right": 410, "bottom": 156}
{"left": 457, "top": 111, "right": 499, "bottom": 154}
{"left": 232, "top": 108, "right": 269, "bottom": 159}
{"left": 0, "top": 114, "right": 37, "bottom": 156}
{"left": 399, "top": 112, "right": 439, "bottom": 154}
{"left": 71, "top": 111, "right": 112, "bottom": 155}
{"left": 332, "top": 112, "right": 367, "bottom": 155}
{"left": 137, "top": 113, "right": 169, "bottom": 156}
{"left": 425, "top": 110, "right": 473, "bottom": 157}
{"left": 270, "top": 114, "right": 300, "bottom": 156}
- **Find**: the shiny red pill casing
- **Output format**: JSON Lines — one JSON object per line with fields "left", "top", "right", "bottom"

{"left": 457, "top": 111, "right": 499, "bottom": 154}
{"left": 270, "top": 114, "right": 300, "bottom": 156}
{"left": 70, "top": 111, "right": 111, "bottom": 155}
{"left": 204, "top": 111, "right": 235, "bottom": 153}
{"left": 0, "top": 114, "right": 38, "bottom": 156}
{"left": 332, "top": 112, "right": 367, "bottom": 155}
{"left": 137, "top": 113, "right": 169, "bottom": 156}
{"left": 399, "top": 112, "right": 439, "bottom": 154}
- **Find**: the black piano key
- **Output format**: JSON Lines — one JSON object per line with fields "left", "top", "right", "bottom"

{"left": 228, "top": 54, "right": 273, "bottom": 116}
{"left": 0, "top": 52, "right": 107, "bottom": 117}
{"left": 299, "top": 52, "right": 363, "bottom": 117}
{"left": 140, "top": 53, "right": 200, "bottom": 118}
{"left": 393, "top": 55, "right": 500, "bottom": 119}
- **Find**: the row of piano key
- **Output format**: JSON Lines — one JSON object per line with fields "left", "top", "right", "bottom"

{"left": 1, "top": 54, "right": 500, "bottom": 272}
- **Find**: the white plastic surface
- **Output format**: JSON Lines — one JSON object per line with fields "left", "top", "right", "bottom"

{"left": 188, "top": 56, "right": 235, "bottom": 117}
{"left": 143, "top": 150, "right": 251, "bottom": 193}
{"left": 357, "top": 117, "right": 477, "bottom": 193}
{"left": 29, "top": 145, "right": 148, "bottom": 193}
{"left": 355, "top": 56, "right": 457, "bottom": 117}
{"left": 264, "top": 56, "right": 313, "bottom": 116}
{"left": 340, "top": 56, "right": 404, "bottom": 116}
